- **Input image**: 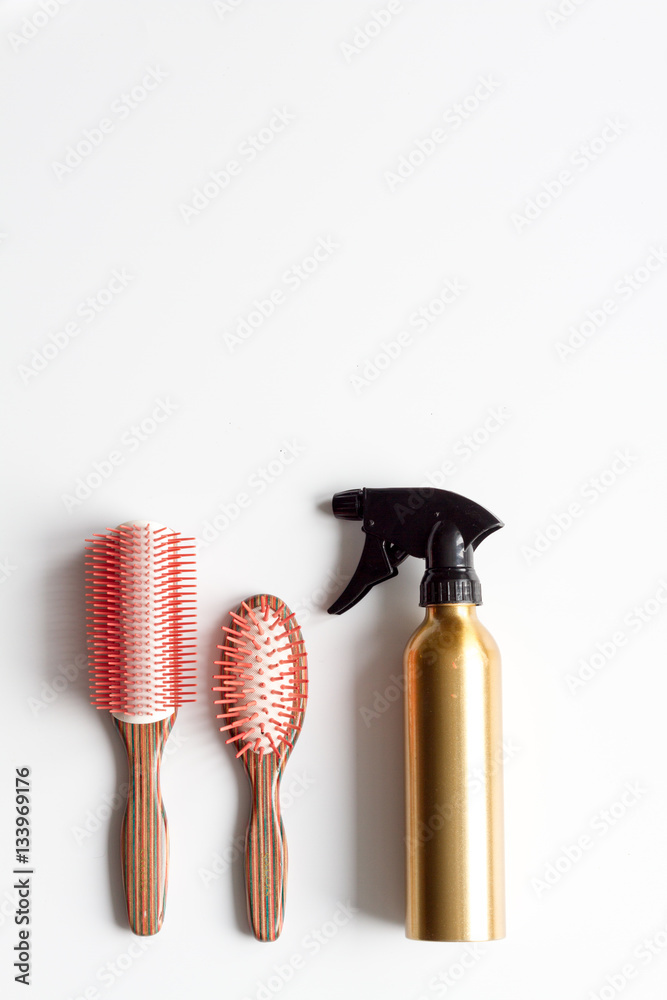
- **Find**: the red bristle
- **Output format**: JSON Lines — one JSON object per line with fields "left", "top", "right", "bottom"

{"left": 226, "top": 732, "right": 246, "bottom": 745}
{"left": 213, "top": 595, "right": 307, "bottom": 759}
{"left": 241, "top": 601, "right": 261, "bottom": 629}
{"left": 219, "top": 721, "right": 246, "bottom": 733}
{"left": 85, "top": 522, "right": 197, "bottom": 715}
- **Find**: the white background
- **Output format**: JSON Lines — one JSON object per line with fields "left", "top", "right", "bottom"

{"left": 1, "top": 1, "right": 667, "bottom": 998}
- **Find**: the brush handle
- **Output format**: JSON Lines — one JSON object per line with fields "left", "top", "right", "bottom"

{"left": 113, "top": 713, "right": 176, "bottom": 935}
{"left": 244, "top": 752, "right": 287, "bottom": 941}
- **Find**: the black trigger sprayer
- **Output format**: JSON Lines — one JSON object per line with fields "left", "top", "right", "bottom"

{"left": 327, "top": 487, "right": 505, "bottom": 942}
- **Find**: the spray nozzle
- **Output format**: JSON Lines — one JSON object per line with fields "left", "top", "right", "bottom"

{"left": 331, "top": 489, "right": 365, "bottom": 520}
{"left": 327, "top": 487, "right": 502, "bottom": 614}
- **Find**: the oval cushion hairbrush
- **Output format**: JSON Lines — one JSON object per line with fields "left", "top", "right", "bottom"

{"left": 213, "top": 594, "right": 308, "bottom": 941}
{"left": 85, "top": 520, "right": 196, "bottom": 935}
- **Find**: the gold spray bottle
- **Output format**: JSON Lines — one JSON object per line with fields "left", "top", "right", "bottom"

{"left": 328, "top": 487, "right": 505, "bottom": 942}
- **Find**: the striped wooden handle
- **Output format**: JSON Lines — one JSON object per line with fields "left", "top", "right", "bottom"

{"left": 244, "top": 751, "right": 287, "bottom": 941}
{"left": 113, "top": 713, "right": 176, "bottom": 935}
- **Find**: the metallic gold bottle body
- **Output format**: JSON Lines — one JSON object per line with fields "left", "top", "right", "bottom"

{"left": 405, "top": 604, "right": 505, "bottom": 942}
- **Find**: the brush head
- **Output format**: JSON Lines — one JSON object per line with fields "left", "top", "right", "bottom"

{"left": 213, "top": 594, "right": 308, "bottom": 758}
{"left": 85, "top": 519, "right": 197, "bottom": 722}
